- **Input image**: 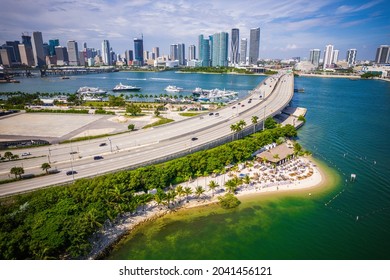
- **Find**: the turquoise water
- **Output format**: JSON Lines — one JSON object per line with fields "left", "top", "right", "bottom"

{"left": 2, "top": 72, "right": 389, "bottom": 259}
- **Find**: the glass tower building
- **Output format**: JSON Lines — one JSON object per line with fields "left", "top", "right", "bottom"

{"left": 134, "top": 37, "right": 144, "bottom": 66}
{"left": 249, "top": 27, "right": 260, "bottom": 65}
{"left": 231, "top": 28, "right": 239, "bottom": 65}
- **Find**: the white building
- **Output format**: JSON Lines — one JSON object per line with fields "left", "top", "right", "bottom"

{"left": 323, "top": 44, "right": 334, "bottom": 70}
{"left": 346, "top": 49, "right": 357, "bottom": 67}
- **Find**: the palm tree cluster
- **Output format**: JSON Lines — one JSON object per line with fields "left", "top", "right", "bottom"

{"left": 230, "top": 120, "right": 247, "bottom": 140}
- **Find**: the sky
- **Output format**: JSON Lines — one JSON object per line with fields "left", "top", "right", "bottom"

{"left": 0, "top": 0, "right": 389, "bottom": 61}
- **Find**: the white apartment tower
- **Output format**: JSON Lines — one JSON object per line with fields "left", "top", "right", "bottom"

{"left": 67, "top": 40, "right": 79, "bottom": 66}
{"left": 101, "top": 40, "right": 111, "bottom": 65}
{"left": 309, "top": 49, "right": 321, "bottom": 68}
{"left": 323, "top": 44, "right": 334, "bottom": 69}
{"left": 240, "top": 38, "right": 247, "bottom": 65}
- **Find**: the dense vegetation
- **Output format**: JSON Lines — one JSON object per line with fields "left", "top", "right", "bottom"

{"left": 0, "top": 125, "right": 297, "bottom": 259}
{"left": 360, "top": 72, "right": 382, "bottom": 79}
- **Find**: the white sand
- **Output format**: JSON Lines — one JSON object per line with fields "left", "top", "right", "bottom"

{"left": 87, "top": 156, "right": 323, "bottom": 259}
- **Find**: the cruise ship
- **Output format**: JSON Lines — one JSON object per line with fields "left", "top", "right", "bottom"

{"left": 112, "top": 83, "right": 141, "bottom": 92}
{"left": 165, "top": 85, "right": 183, "bottom": 93}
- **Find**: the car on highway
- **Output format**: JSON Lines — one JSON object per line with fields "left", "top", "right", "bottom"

{"left": 70, "top": 151, "right": 77, "bottom": 154}
{"left": 232, "top": 106, "right": 236, "bottom": 109}
{"left": 99, "top": 143, "right": 107, "bottom": 147}
{"left": 208, "top": 112, "right": 214, "bottom": 116}
{"left": 21, "top": 152, "right": 31, "bottom": 156}
{"left": 241, "top": 104, "right": 245, "bottom": 107}
{"left": 66, "top": 170, "right": 77, "bottom": 176}
{"left": 191, "top": 137, "right": 198, "bottom": 141}
{"left": 215, "top": 113, "right": 219, "bottom": 116}
{"left": 94, "top": 156, "right": 103, "bottom": 160}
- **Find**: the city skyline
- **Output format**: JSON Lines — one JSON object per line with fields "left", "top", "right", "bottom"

{"left": 0, "top": 0, "right": 388, "bottom": 60}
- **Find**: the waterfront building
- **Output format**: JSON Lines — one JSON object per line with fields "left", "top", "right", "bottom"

{"left": 18, "top": 43, "right": 34, "bottom": 66}
{"left": 309, "top": 49, "right": 321, "bottom": 68}
{"left": 170, "top": 44, "right": 178, "bottom": 61}
{"left": 152, "top": 47, "right": 160, "bottom": 60}
{"left": 0, "top": 49, "right": 11, "bottom": 67}
{"left": 231, "top": 28, "right": 239, "bottom": 65}
{"left": 31, "top": 31, "right": 46, "bottom": 67}
{"left": 48, "top": 39, "right": 59, "bottom": 56}
{"left": 133, "top": 37, "right": 144, "bottom": 66}
{"left": 67, "top": 40, "right": 79, "bottom": 66}
{"left": 6, "top": 41, "right": 21, "bottom": 64}
{"left": 332, "top": 49, "right": 339, "bottom": 64}
{"left": 198, "top": 35, "right": 211, "bottom": 67}
{"left": 178, "top": 43, "right": 185, "bottom": 66}
{"left": 375, "top": 45, "right": 390, "bottom": 64}
{"left": 21, "top": 34, "right": 32, "bottom": 48}
{"left": 249, "top": 27, "right": 260, "bottom": 65}
{"left": 240, "top": 38, "right": 247, "bottom": 65}
{"left": 125, "top": 50, "right": 133, "bottom": 65}
{"left": 55, "top": 46, "right": 69, "bottom": 66}
{"left": 43, "top": 43, "right": 50, "bottom": 58}
{"left": 212, "top": 32, "right": 229, "bottom": 67}
{"left": 101, "top": 40, "right": 111, "bottom": 65}
{"left": 346, "top": 49, "right": 357, "bottom": 67}
{"left": 188, "top": 45, "right": 196, "bottom": 61}
{"left": 323, "top": 44, "right": 334, "bottom": 69}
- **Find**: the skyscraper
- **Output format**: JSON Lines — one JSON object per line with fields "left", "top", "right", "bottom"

{"left": 332, "top": 49, "right": 339, "bottom": 64}
{"left": 198, "top": 35, "right": 211, "bottom": 67}
{"left": 170, "top": 44, "right": 178, "bottom": 61}
{"left": 18, "top": 44, "right": 34, "bottom": 66}
{"left": 249, "top": 27, "right": 260, "bottom": 65}
{"left": 6, "top": 41, "right": 21, "bottom": 64}
{"left": 346, "top": 49, "right": 357, "bottom": 67}
{"left": 309, "top": 49, "right": 321, "bottom": 68}
{"left": 48, "top": 39, "right": 59, "bottom": 56}
{"left": 188, "top": 45, "right": 196, "bottom": 61}
{"left": 212, "top": 32, "right": 229, "bottom": 67}
{"left": 133, "top": 37, "right": 144, "bottom": 66}
{"left": 31, "top": 31, "right": 46, "bottom": 67}
{"left": 375, "top": 45, "right": 390, "bottom": 64}
{"left": 101, "top": 40, "right": 111, "bottom": 65}
{"left": 323, "top": 44, "right": 334, "bottom": 69}
{"left": 67, "top": 40, "right": 79, "bottom": 66}
{"left": 240, "top": 38, "right": 247, "bottom": 65}
{"left": 231, "top": 28, "right": 239, "bottom": 65}
{"left": 178, "top": 43, "right": 185, "bottom": 66}
{"left": 152, "top": 47, "right": 160, "bottom": 59}
{"left": 55, "top": 46, "right": 69, "bottom": 65}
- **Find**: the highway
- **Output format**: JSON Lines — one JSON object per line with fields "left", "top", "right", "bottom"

{"left": 0, "top": 72, "right": 294, "bottom": 197}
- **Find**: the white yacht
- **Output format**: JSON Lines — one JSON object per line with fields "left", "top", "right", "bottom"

{"left": 165, "top": 85, "right": 183, "bottom": 93}
{"left": 113, "top": 83, "right": 141, "bottom": 92}
{"left": 77, "top": 86, "right": 106, "bottom": 94}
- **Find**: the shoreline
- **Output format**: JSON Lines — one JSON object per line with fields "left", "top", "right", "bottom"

{"left": 87, "top": 156, "right": 336, "bottom": 260}
{"left": 298, "top": 73, "right": 361, "bottom": 79}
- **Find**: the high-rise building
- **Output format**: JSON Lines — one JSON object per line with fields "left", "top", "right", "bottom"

{"left": 18, "top": 44, "right": 34, "bottom": 66}
{"left": 231, "top": 28, "right": 239, "bottom": 65}
{"left": 240, "top": 38, "right": 247, "bottom": 65}
{"left": 332, "top": 49, "right": 339, "bottom": 64}
{"left": 309, "top": 49, "right": 321, "bottom": 68}
{"left": 212, "top": 32, "right": 229, "bottom": 67}
{"left": 48, "top": 39, "right": 59, "bottom": 56}
{"left": 170, "top": 44, "right": 178, "bottom": 61}
{"left": 346, "top": 49, "right": 357, "bottom": 67}
{"left": 101, "top": 40, "right": 111, "bottom": 65}
{"left": 375, "top": 45, "right": 390, "bottom": 64}
{"left": 133, "top": 37, "right": 144, "bottom": 66}
{"left": 198, "top": 35, "right": 211, "bottom": 67}
{"left": 55, "top": 46, "right": 69, "bottom": 65}
{"left": 152, "top": 47, "right": 160, "bottom": 59}
{"left": 249, "top": 27, "right": 260, "bottom": 65}
{"left": 67, "top": 40, "right": 79, "bottom": 66}
{"left": 21, "top": 34, "right": 32, "bottom": 48}
{"left": 188, "top": 45, "right": 196, "bottom": 61}
{"left": 31, "top": 31, "right": 46, "bottom": 67}
{"left": 178, "top": 43, "right": 185, "bottom": 65}
{"left": 6, "top": 41, "right": 21, "bottom": 64}
{"left": 0, "top": 49, "right": 11, "bottom": 67}
{"left": 323, "top": 44, "right": 334, "bottom": 69}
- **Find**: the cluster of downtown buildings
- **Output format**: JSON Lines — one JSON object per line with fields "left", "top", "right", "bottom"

{"left": 0, "top": 29, "right": 389, "bottom": 71}
{"left": 0, "top": 28, "right": 261, "bottom": 68}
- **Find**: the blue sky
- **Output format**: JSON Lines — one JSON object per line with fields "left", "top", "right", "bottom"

{"left": 0, "top": 0, "right": 389, "bottom": 60}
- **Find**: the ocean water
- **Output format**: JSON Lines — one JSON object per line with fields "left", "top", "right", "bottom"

{"left": 2, "top": 72, "right": 389, "bottom": 259}
{"left": 107, "top": 75, "right": 390, "bottom": 260}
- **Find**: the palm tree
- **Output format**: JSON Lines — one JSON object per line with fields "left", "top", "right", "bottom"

{"left": 175, "top": 185, "right": 185, "bottom": 204}
{"left": 208, "top": 180, "right": 219, "bottom": 197}
{"left": 41, "top": 162, "right": 51, "bottom": 174}
{"left": 4, "top": 151, "right": 13, "bottom": 161}
{"left": 166, "top": 190, "right": 177, "bottom": 208}
{"left": 251, "top": 116, "right": 259, "bottom": 133}
{"left": 243, "top": 174, "right": 251, "bottom": 188}
{"left": 183, "top": 187, "right": 193, "bottom": 203}
{"left": 195, "top": 170, "right": 202, "bottom": 186}
{"left": 195, "top": 186, "right": 205, "bottom": 200}
{"left": 10, "top": 166, "right": 24, "bottom": 179}
{"left": 230, "top": 123, "right": 238, "bottom": 140}
{"left": 154, "top": 189, "right": 166, "bottom": 209}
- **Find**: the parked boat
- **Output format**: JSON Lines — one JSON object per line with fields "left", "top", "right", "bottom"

{"left": 112, "top": 82, "right": 141, "bottom": 92}
{"left": 294, "top": 88, "right": 305, "bottom": 92}
{"left": 165, "top": 85, "right": 183, "bottom": 93}
{"left": 77, "top": 86, "right": 106, "bottom": 94}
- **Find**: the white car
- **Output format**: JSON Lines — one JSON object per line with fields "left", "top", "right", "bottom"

{"left": 21, "top": 152, "right": 31, "bottom": 156}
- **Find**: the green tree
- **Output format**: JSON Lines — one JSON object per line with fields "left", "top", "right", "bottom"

{"left": 10, "top": 166, "right": 24, "bottom": 178}
{"left": 251, "top": 116, "right": 259, "bottom": 133}
{"left": 208, "top": 180, "right": 219, "bottom": 197}
{"left": 293, "top": 142, "right": 302, "bottom": 155}
{"left": 126, "top": 103, "right": 141, "bottom": 116}
{"left": 154, "top": 108, "right": 161, "bottom": 117}
{"left": 218, "top": 193, "right": 241, "bottom": 209}
{"left": 264, "top": 117, "right": 277, "bottom": 129}
{"left": 195, "top": 186, "right": 205, "bottom": 200}
{"left": 41, "top": 163, "right": 51, "bottom": 174}
{"left": 175, "top": 185, "right": 185, "bottom": 203}
{"left": 67, "top": 94, "right": 83, "bottom": 105}
{"left": 4, "top": 151, "right": 13, "bottom": 161}
{"left": 183, "top": 187, "right": 193, "bottom": 202}
{"left": 127, "top": 124, "right": 135, "bottom": 131}
{"left": 108, "top": 95, "right": 126, "bottom": 107}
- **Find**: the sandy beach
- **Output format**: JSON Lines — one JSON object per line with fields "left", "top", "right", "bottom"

{"left": 86, "top": 155, "right": 331, "bottom": 260}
